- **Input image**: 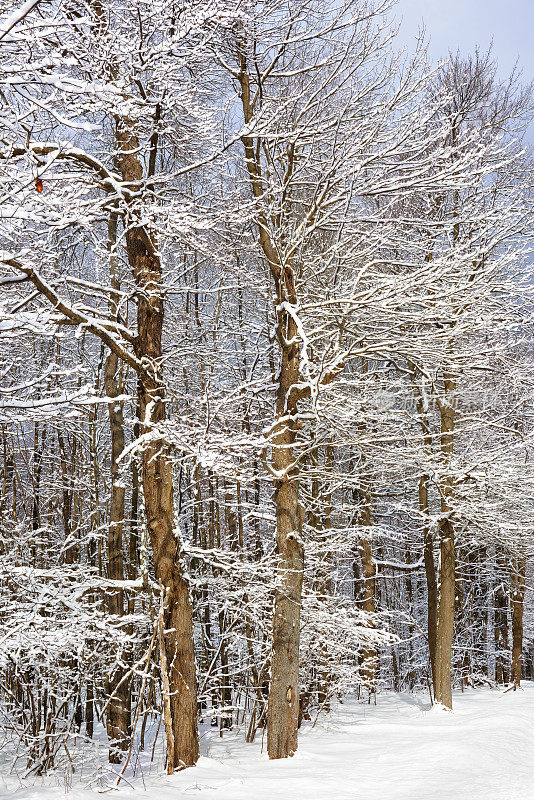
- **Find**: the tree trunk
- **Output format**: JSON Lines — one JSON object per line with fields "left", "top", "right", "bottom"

{"left": 420, "top": 474, "right": 438, "bottom": 695}
{"left": 104, "top": 351, "right": 130, "bottom": 759}
{"left": 85, "top": 681, "right": 94, "bottom": 739}
{"left": 267, "top": 298, "right": 304, "bottom": 759}
{"left": 104, "top": 212, "right": 130, "bottom": 761}
{"left": 411, "top": 366, "right": 438, "bottom": 697}
{"left": 236, "top": 46, "right": 304, "bottom": 760}
{"left": 495, "top": 582, "right": 509, "bottom": 684}
{"left": 357, "top": 487, "right": 376, "bottom": 695}
{"left": 118, "top": 120, "right": 199, "bottom": 769}
{"left": 435, "top": 519, "right": 455, "bottom": 707}
{"left": 435, "top": 373, "right": 456, "bottom": 708}
{"left": 511, "top": 557, "right": 525, "bottom": 688}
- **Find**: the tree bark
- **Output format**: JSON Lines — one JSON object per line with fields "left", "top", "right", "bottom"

{"left": 117, "top": 119, "right": 199, "bottom": 769}
{"left": 435, "top": 373, "right": 456, "bottom": 708}
{"left": 511, "top": 557, "right": 525, "bottom": 688}
{"left": 494, "top": 582, "right": 509, "bottom": 684}
{"left": 235, "top": 44, "right": 304, "bottom": 759}
{"left": 267, "top": 290, "right": 304, "bottom": 759}
{"left": 420, "top": 474, "right": 438, "bottom": 695}
{"left": 411, "top": 365, "right": 438, "bottom": 696}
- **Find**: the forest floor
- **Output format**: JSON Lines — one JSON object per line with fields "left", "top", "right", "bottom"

{"left": 6, "top": 683, "right": 534, "bottom": 800}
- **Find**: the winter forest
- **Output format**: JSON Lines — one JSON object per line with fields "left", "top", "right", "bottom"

{"left": 1, "top": 0, "right": 534, "bottom": 796}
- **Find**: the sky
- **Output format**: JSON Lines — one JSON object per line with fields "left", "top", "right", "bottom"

{"left": 396, "top": 0, "right": 534, "bottom": 84}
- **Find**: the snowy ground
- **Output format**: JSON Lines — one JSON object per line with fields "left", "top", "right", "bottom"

{"left": 6, "top": 684, "right": 534, "bottom": 800}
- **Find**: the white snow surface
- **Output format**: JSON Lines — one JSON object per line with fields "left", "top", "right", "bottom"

{"left": 6, "top": 685, "right": 534, "bottom": 800}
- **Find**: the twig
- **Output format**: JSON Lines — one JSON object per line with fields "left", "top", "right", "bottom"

{"left": 116, "top": 618, "right": 158, "bottom": 786}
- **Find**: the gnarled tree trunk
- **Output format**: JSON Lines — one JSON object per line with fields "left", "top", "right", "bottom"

{"left": 118, "top": 120, "right": 199, "bottom": 770}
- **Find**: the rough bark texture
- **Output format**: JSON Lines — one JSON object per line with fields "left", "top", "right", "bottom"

{"left": 267, "top": 279, "right": 304, "bottom": 759}
{"left": 435, "top": 373, "right": 456, "bottom": 708}
{"left": 236, "top": 44, "right": 304, "bottom": 759}
{"left": 118, "top": 119, "right": 199, "bottom": 769}
{"left": 435, "top": 518, "right": 455, "bottom": 707}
